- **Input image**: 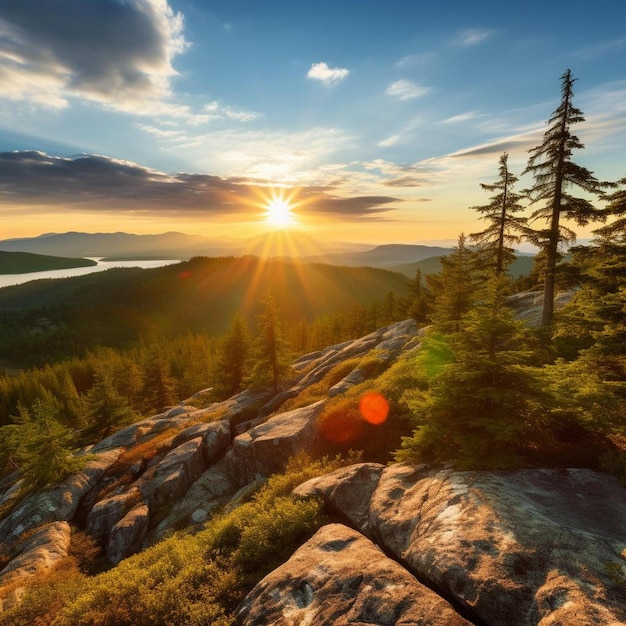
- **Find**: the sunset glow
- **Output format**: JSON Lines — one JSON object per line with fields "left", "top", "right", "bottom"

{"left": 265, "top": 194, "right": 295, "bottom": 227}
{"left": 0, "top": 2, "right": 624, "bottom": 243}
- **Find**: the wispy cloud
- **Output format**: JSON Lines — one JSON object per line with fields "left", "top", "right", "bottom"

{"left": 386, "top": 80, "right": 430, "bottom": 101}
{"left": 307, "top": 62, "right": 350, "bottom": 86}
{"left": 452, "top": 29, "right": 492, "bottom": 47}
{"left": 394, "top": 52, "right": 436, "bottom": 68}
{"left": 0, "top": 0, "right": 188, "bottom": 114}
{"left": 202, "top": 101, "right": 259, "bottom": 122}
{"left": 573, "top": 38, "right": 626, "bottom": 60}
{"left": 377, "top": 134, "right": 402, "bottom": 147}
{"left": 440, "top": 111, "right": 484, "bottom": 124}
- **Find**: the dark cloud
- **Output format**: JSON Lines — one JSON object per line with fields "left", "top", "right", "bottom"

{"left": 0, "top": 151, "right": 400, "bottom": 220}
{"left": 0, "top": 0, "right": 184, "bottom": 108}
{"left": 382, "top": 176, "right": 424, "bottom": 188}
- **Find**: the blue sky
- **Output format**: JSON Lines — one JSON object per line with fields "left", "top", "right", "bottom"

{"left": 1, "top": 0, "right": 625, "bottom": 243}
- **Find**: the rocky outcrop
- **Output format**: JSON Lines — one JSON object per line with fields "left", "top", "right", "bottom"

{"left": 284, "top": 463, "right": 626, "bottom": 626}
{"left": 235, "top": 523, "right": 472, "bottom": 625}
{"left": 107, "top": 504, "right": 149, "bottom": 565}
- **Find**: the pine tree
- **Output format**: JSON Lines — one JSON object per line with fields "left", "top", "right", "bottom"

{"left": 12, "top": 399, "right": 86, "bottom": 492}
{"left": 427, "top": 233, "right": 481, "bottom": 332}
{"left": 523, "top": 69, "right": 605, "bottom": 325}
{"left": 396, "top": 277, "right": 546, "bottom": 469}
{"left": 213, "top": 313, "right": 252, "bottom": 399}
{"left": 402, "top": 269, "right": 430, "bottom": 325}
{"left": 470, "top": 152, "right": 527, "bottom": 278}
{"left": 248, "top": 293, "right": 291, "bottom": 393}
{"left": 81, "top": 368, "right": 137, "bottom": 439}
{"left": 141, "top": 342, "right": 177, "bottom": 413}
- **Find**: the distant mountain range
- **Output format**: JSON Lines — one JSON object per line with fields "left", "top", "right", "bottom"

{"left": 0, "top": 231, "right": 453, "bottom": 267}
{"left": 0, "top": 231, "right": 536, "bottom": 277}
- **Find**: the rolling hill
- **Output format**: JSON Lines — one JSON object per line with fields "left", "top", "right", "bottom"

{"left": 0, "top": 251, "right": 97, "bottom": 274}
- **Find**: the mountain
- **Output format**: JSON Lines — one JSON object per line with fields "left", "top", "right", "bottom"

{"left": 0, "top": 251, "right": 96, "bottom": 274}
{"left": 0, "top": 231, "right": 368, "bottom": 261}
{"left": 302, "top": 243, "right": 454, "bottom": 267}
{"left": 0, "top": 231, "right": 231, "bottom": 259}
{"left": 391, "top": 253, "right": 536, "bottom": 278}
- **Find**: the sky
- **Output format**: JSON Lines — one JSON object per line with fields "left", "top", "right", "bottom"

{"left": 1, "top": 0, "right": 625, "bottom": 245}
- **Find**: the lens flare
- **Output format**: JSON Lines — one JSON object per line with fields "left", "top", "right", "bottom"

{"left": 359, "top": 392, "right": 389, "bottom": 425}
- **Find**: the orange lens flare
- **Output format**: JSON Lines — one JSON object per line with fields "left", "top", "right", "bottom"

{"left": 359, "top": 392, "right": 389, "bottom": 425}
{"left": 318, "top": 408, "right": 364, "bottom": 444}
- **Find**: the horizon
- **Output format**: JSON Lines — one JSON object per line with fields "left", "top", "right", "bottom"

{"left": 1, "top": 1, "right": 625, "bottom": 243}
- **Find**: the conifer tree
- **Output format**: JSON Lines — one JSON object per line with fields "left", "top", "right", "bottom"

{"left": 402, "top": 269, "right": 430, "bottom": 325}
{"left": 470, "top": 152, "right": 527, "bottom": 278}
{"left": 523, "top": 69, "right": 605, "bottom": 325}
{"left": 141, "top": 342, "right": 177, "bottom": 412}
{"left": 248, "top": 293, "right": 291, "bottom": 393}
{"left": 10, "top": 399, "right": 86, "bottom": 491}
{"left": 213, "top": 313, "right": 251, "bottom": 399}
{"left": 427, "top": 233, "right": 480, "bottom": 332}
{"left": 81, "top": 368, "right": 137, "bottom": 439}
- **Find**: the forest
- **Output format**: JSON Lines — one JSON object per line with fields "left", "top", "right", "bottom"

{"left": 0, "top": 68, "right": 624, "bottom": 625}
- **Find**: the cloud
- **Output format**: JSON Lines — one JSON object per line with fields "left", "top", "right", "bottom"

{"left": 0, "top": 0, "right": 187, "bottom": 113}
{"left": 386, "top": 80, "right": 430, "bottom": 101}
{"left": 201, "top": 101, "right": 259, "bottom": 122}
{"left": 378, "top": 134, "right": 402, "bottom": 147}
{"left": 394, "top": 53, "right": 436, "bottom": 68}
{"left": 307, "top": 62, "right": 349, "bottom": 86}
{"left": 0, "top": 151, "right": 399, "bottom": 221}
{"left": 440, "top": 111, "right": 483, "bottom": 124}
{"left": 452, "top": 29, "right": 492, "bottom": 47}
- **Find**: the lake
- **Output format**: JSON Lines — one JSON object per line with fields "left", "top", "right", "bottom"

{"left": 0, "top": 258, "right": 182, "bottom": 289}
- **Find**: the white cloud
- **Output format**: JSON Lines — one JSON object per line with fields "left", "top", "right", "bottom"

{"left": 0, "top": 0, "right": 188, "bottom": 114}
{"left": 201, "top": 100, "right": 259, "bottom": 122}
{"left": 453, "top": 29, "right": 492, "bottom": 47}
{"left": 386, "top": 80, "right": 430, "bottom": 101}
{"left": 307, "top": 62, "right": 350, "bottom": 86}
{"left": 378, "top": 134, "right": 402, "bottom": 147}
{"left": 440, "top": 111, "right": 483, "bottom": 124}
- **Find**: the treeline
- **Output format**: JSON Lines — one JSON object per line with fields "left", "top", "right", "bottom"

{"left": 0, "top": 290, "right": 406, "bottom": 431}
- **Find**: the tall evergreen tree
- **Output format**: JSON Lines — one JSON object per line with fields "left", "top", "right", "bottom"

{"left": 523, "top": 69, "right": 605, "bottom": 325}
{"left": 248, "top": 293, "right": 291, "bottom": 393}
{"left": 427, "top": 233, "right": 480, "bottom": 332}
{"left": 81, "top": 368, "right": 137, "bottom": 439}
{"left": 403, "top": 268, "right": 430, "bottom": 325}
{"left": 470, "top": 152, "right": 527, "bottom": 278}
{"left": 213, "top": 313, "right": 251, "bottom": 399}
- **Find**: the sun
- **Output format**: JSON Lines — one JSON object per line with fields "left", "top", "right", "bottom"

{"left": 265, "top": 194, "right": 295, "bottom": 227}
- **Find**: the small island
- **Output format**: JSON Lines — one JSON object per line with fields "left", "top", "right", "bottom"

{"left": 0, "top": 251, "right": 97, "bottom": 274}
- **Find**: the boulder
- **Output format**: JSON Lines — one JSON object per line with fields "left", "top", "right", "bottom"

{"left": 201, "top": 420, "right": 231, "bottom": 462}
{"left": 0, "top": 448, "right": 122, "bottom": 542}
{"left": 235, "top": 523, "right": 471, "bottom": 626}
{"left": 86, "top": 488, "right": 143, "bottom": 543}
{"left": 0, "top": 521, "right": 71, "bottom": 586}
{"left": 106, "top": 504, "right": 149, "bottom": 564}
{"left": 293, "top": 463, "right": 384, "bottom": 535}
{"left": 226, "top": 401, "right": 325, "bottom": 485}
{"left": 366, "top": 465, "right": 626, "bottom": 626}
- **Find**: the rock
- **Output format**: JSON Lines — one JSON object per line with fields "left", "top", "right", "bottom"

{"left": 366, "top": 464, "right": 626, "bottom": 626}
{"left": 106, "top": 504, "right": 149, "bottom": 564}
{"left": 138, "top": 438, "right": 207, "bottom": 511}
{"left": 86, "top": 488, "right": 143, "bottom": 543}
{"left": 226, "top": 401, "right": 325, "bottom": 485}
{"left": 0, "top": 521, "right": 71, "bottom": 587}
{"left": 235, "top": 523, "right": 471, "bottom": 626}
{"left": 0, "top": 448, "right": 122, "bottom": 542}
{"left": 201, "top": 420, "right": 231, "bottom": 462}
{"left": 293, "top": 463, "right": 384, "bottom": 535}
